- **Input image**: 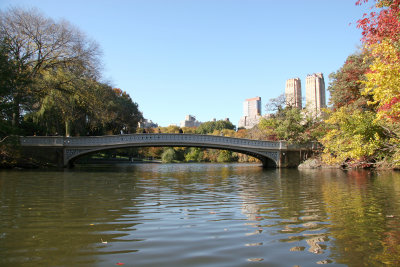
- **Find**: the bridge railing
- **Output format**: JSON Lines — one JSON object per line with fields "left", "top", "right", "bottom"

{"left": 20, "top": 134, "right": 280, "bottom": 148}
{"left": 19, "top": 134, "right": 320, "bottom": 150}
{"left": 19, "top": 136, "right": 64, "bottom": 146}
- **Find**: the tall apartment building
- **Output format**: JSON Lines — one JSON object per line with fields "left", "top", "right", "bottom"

{"left": 138, "top": 119, "right": 158, "bottom": 129}
{"left": 285, "top": 78, "right": 302, "bottom": 109}
{"left": 238, "top": 97, "right": 262, "bottom": 129}
{"left": 305, "top": 73, "right": 326, "bottom": 116}
{"left": 180, "top": 115, "right": 202, "bottom": 128}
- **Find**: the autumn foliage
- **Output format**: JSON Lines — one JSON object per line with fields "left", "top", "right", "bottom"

{"left": 356, "top": 0, "right": 400, "bottom": 44}
{"left": 320, "top": 0, "right": 400, "bottom": 168}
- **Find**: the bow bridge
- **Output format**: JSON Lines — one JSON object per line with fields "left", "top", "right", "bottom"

{"left": 19, "top": 134, "right": 316, "bottom": 168}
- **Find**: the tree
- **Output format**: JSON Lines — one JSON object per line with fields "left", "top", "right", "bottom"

{"left": 0, "top": 39, "right": 17, "bottom": 136}
{"left": 34, "top": 66, "right": 106, "bottom": 136}
{"left": 102, "top": 88, "right": 142, "bottom": 135}
{"left": 181, "top": 127, "right": 196, "bottom": 134}
{"left": 313, "top": 0, "right": 400, "bottom": 168}
{"left": 160, "top": 125, "right": 181, "bottom": 133}
{"left": 328, "top": 52, "right": 373, "bottom": 111}
{"left": 195, "top": 120, "right": 235, "bottom": 134}
{"left": 353, "top": 0, "right": 400, "bottom": 167}
{"left": 185, "top": 147, "right": 203, "bottom": 162}
{"left": 258, "top": 106, "right": 320, "bottom": 144}
{"left": 320, "top": 107, "right": 383, "bottom": 167}
{"left": 211, "top": 129, "right": 236, "bottom": 137}
{"left": 265, "top": 94, "right": 287, "bottom": 113}
{"left": 355, "top": 0, "right": 400, "bottom": 120}
{"left": 356, "top": 0, "right": 400, "bottom": 45}
{"left": 363, "top": 40, "right": 400, "bottom": 121}
{"left": 161, "top": 148, "right": 177, "bottom": 163}
{"left": 0, "top": 7, "right": 101, "bottom": 128}
{"left": 217, "top": 150, "right": 237, "bottom": 163}
{"left": 245, "top": 124, "right": 274, "bottom": 140}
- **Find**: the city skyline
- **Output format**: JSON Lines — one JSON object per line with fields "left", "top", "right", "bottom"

{"left": 0, "top": 0, "right": 370, "bottom": 126}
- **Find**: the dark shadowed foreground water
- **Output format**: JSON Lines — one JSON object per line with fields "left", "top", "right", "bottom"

{"left": 1, "top": 163, "right": 400, "bottom": 267}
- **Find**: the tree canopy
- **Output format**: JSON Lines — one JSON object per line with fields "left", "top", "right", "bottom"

{"left": 319, "top": 0, "right": 400, "bottom": 168}
{"left": 0, "top": 7, "right": 142, "bottom": 137}
{"left": 195, "top": 120, "right": 235, "bottom": 134}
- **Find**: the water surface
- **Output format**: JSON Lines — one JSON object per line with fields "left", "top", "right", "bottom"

{"left": 1, "top": 163, "right": 400, "bottom": 266}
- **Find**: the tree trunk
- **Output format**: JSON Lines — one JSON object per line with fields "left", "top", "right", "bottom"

{"left": 11, "top": 98, "right": 20, "bottom": 128}
{"left": 65, "top": 120, "right": 71, "bottom": 137}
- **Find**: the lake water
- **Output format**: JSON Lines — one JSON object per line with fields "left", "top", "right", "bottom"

{"left": 1, "top": 163, "right": 400, "bottom": 266}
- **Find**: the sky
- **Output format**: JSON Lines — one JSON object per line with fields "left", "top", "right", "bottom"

{"left": 0, "top": 0, "right": 371, "bottom": 127}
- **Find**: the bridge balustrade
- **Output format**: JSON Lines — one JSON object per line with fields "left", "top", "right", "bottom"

{"left": 20, "top": 134, "right": 283, "bottom": 149}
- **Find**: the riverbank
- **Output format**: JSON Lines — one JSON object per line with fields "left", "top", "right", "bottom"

{"left": 0, "top": 144, "right": 44, "bottom": 169}
{"left": 298, "top": 157, "right": 339, "bottom": 169}
{"left": 298, "top": 156, "right": 400, "bottom": 170}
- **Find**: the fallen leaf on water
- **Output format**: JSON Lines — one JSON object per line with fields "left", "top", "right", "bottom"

{"left": 247, "top": 258, "right": 264, "bottom": 262}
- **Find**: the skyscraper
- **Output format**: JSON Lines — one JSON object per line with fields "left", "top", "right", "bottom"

{"left": 305, "top": 73, "right": 326, "bottom": 116}
{"left": 238, "top": 97, "right": 262, "bottom": 129}
{"left": 243, "top": 97, "right": 261, "bottom": 117}
{"left": 285, "top": 78, "right": 302, "bottom": 109}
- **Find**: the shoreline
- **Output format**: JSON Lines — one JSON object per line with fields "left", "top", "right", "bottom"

{"left": 298, "top": 157, "right": 400, "bottom": 171}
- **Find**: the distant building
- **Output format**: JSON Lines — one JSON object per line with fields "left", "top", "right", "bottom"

{"left": 180, "top": 115, "right": 202, "bottom": 128}
{"left": 138, "top": 119, "right": 158, "bottom": 129}
{"left": 305, "top": 73, "right": 326, "bottom": 116}
{"left": 238, "top": 97, "right": 262, "bottom": 129}
{"left": 285, "top": 78, "right": 302, "bottom": 109}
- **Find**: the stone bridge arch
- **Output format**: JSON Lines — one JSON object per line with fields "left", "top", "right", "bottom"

{"left": 66, "top": 142, "right": 278, "bottom": 168}
{"left": 19, "top": 134, "right": 314, "bottom": 168}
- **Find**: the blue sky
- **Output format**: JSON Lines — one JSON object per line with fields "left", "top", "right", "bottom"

{"left": 0, "top": 0, "right": 370, "bottom": 127}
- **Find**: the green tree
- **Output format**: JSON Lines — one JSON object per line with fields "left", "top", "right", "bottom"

{"left": 185, "top": 147, "right": 203, "bottom": 162}
{"left": 320, "top": 107, "right": 384, "bottom": 167}
{"left": 102, "top": 88, "right": 142, "bottom": 135}
{"left": 217, "top": 150, "right": 237, "bottom": 163}
{"left": 161, "top": 148, "right": 177, "bottom": 163}
{"left": 0, "top": 7, "right": 101, "bottom": 129}
{"left": 161, "top": 125, "right": 181, "bottom": 133}
{"left": 196, "top": 120, "right": 235, "bottom": 134}
{"left": 259, "top": 107, "right": 318, "bottom": 144}
{"left": 34, "top": 66, "right": 106, "bottom": 136}
{"left": 0, "top": 39, "right": 17, "bottom": 136}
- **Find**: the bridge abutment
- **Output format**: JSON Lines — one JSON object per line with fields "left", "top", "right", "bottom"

{"left": 20, "top": 146, "right": 65, "bottom": 168}
{"left": 278, "top": 150, "right": 312, "bottom": 168}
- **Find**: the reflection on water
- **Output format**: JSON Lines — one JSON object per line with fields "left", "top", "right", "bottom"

{"left": 0, "top": 163, "right": 400, "bottom": 266}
